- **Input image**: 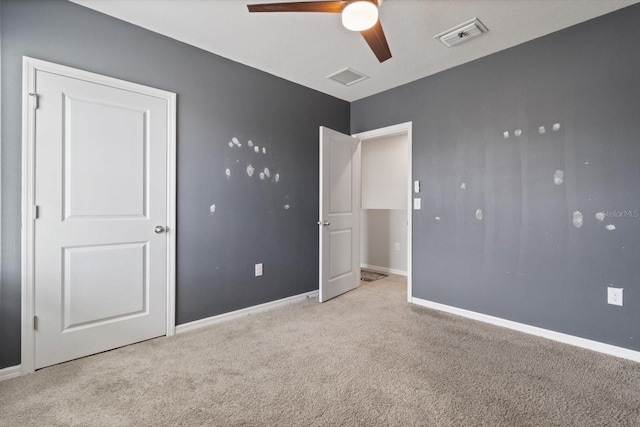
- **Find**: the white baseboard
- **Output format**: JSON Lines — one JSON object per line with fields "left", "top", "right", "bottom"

{"left": 176, "top": 290, "right": 319, "bottom": 334}
{"left": 361, "top": 263, "right": 407, "bottom": 277}
{"left": 0, "top": 365, "right": 22, "bottom": 382}
{"left": 411, "top": 297, "right": 640, "bottom": 363}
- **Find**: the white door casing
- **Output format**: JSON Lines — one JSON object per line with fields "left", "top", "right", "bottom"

{"left": 22, "top": 57, "right": 176, "bottom": 372}
{"left": 319, "top": 126, "right": 361, "bottom": 302}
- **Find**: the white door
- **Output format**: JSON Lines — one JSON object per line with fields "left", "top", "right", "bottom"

{"left": 319, "top": 127, "right": 361, "bottom": 302}
{"left": 31, "top": 64, "right": 172, "bottom": 369}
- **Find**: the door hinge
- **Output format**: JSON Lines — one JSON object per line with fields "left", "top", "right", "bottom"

{"left": 28, "top": 93, "right": 39, "bottom": 109}
{"left": 33, "top": 205, "right": 39, "bottom": 219}
{"left": 33, "top": 316, "right": 38, "bottom": 331}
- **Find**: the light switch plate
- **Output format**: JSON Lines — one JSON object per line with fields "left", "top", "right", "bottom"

{"left": 413, "top": 198, "right": 421, "bottom": 210}
{"left": 255, "top": 263, "right": 263, "bottom": 277}
{"left": 414, "top": 180, "right": 420, "bottom": 193}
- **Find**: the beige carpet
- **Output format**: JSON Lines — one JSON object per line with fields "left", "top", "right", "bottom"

{"left": 1, "top": 274, "right": 639, "bottom": 426}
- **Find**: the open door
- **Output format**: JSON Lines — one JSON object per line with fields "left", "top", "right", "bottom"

{"left": 319, "top": 126, "right": 361, "bottom": 302}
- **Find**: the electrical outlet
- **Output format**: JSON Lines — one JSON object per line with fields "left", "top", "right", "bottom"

{"left": 255, "top": 263, "right": 263, "bottom": 277}
{"left": 394, "top": 242, "right": 400, "bottom": 251}
{"left": 608, "top": 287, "right": 623, "bottom": 306}
{"left": 413, "top": 198, "right": 421, "bottom": 210}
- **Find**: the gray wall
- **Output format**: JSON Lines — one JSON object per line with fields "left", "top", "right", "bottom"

{"left": 0, "top": 0, "right": 349, "bottom": 369}
{"left": 352, "top": 4, "right": 640, "bottom": 351}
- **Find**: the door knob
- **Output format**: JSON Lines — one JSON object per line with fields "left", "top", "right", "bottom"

{"left": 154, "top": 225, "right": 165, "bottom": 234}
{"left": 317, "top": 221, "right": 331, "bottom": 226}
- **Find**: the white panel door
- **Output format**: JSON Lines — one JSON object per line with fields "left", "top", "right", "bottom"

{"left": 319, "top": 127, "right": 361, "bottom": 302}
{"left": 33, "top": 68, "right": 170, "bottom": 369}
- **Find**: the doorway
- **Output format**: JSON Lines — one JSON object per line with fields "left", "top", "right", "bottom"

{"left": 353, "top": 123, "right": 412, "bottom": 302}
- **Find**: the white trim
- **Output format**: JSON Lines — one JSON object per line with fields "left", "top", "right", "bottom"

{"left": 0, "top": 365, "right": 22, "bottom": 382}
{"left": 21, "top": 57, "right": 177, "bottom": 374}
{"left": 0, "top": 7, "right": 3, "bottom": 283}
{"left": 411, "top": 297, "right": 640, "bottom": 362}
{"left": 21, "top": 57, "right": 36, "bottom": 375}
{"left": 353, "top": 122, "right": 413, "bottom": 303}
{"left": 361, "top": 263, "right": 407, "bottom": 277}
{"left": 176, "top": 291, "right": 319, "bottom": 334}
{"left": 165, "top": 93, "right": 177, "bottom": 338}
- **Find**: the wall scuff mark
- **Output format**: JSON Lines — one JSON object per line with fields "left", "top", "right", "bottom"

{"left": 553, "top": 170, "right": 564, "bottom": 185}
{"left": 572, "top": 211, "right": 583, "bottom": 228}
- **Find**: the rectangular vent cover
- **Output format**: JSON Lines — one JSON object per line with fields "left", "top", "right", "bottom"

{"left": 434, "top": 18, "right": 488, "bottom": 47}
{"left": 326, "top": 67, "right": 368, "bottom": 86}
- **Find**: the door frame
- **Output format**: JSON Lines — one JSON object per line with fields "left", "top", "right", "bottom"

{"left": 20, "top": 57, "right": 177, "bottom": 374}
{"left": 352, "top": 122, "right": 413, "bottom": 303}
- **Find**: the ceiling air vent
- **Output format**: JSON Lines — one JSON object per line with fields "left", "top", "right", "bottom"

{"left": 434, "top": 18, "right": 488, "bottom": 48}
{"left": 326, "top": 67, "right": 368, "bottom": 86}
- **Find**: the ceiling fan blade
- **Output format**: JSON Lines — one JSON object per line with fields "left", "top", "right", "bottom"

{"left": 247, "top": 1, "right": 346, "bottom": 13}
{"left": 360, "top": 20, "right": 392, "bottom": 63}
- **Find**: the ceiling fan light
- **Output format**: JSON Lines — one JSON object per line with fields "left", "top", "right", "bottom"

{"left": 342, "top": 1, "right": 378, "bottom": 32}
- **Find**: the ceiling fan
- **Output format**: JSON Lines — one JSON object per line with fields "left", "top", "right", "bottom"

{"left": 247, "top": 0, "right": 392, "bottom": 63}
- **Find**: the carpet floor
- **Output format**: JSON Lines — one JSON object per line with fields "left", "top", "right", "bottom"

{"left": 1, "top": 274, "right": 639, "bottom": 426}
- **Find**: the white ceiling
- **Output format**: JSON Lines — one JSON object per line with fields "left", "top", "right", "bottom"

{"left": 70, "top": 0, "right": 639, "bottom": 102}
